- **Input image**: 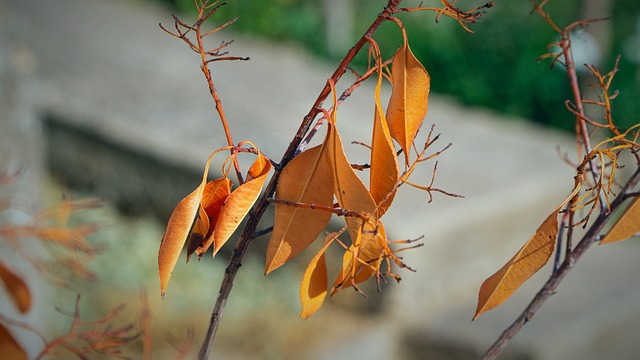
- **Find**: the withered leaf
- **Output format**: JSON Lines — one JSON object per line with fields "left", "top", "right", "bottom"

{"left": 186, "top": 205, "right": 210, "bottom": 262}
{"left": 190, "top": 178, "right": 232, "bottom": 258}
{"left": 158, "top": 151, "right": 217, "bottom": 297}
{"left": 600, "top": 196, "right": 640, "bottom": 244}
{"left": 0, "top": 323, "right": 27, "bottom": 360}
{"left": 0, "top": 261, "right": 31, "bottom": 313}
{"left": 266, "top": 143, "right": 333, "bottom": 274}
{"left": 326, "top": 83, "right": 378, "bottom": 244}
{"left": 370, "top": 58, "right": 399, "bottom": 216}
{"left": 213, "top": 152, "right": 271, "bottom": 255}
{"left": 386, "top": 33, "right": 430, "bottom": 165}
{"left": 474, "top": 209, "right": 559, "bottom": 320}
{"left": 299, "top": 236, "right": 334, "bottom": 319}
{"left": 331, "top": 220, "right": 387, "bottom": 294}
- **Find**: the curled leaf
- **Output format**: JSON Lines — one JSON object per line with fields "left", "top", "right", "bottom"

{"left": 186, "top": 205, "right": 210, "bottom": 262}
{"left": 299, "top": 235, "right": 334, "bottom": 319}
{"left": 331, "top": 220, "right": 387, "bottom": 294}
{"left": 386, "top": 29, "right": 430, "bottom": 165}
{"left": 190, "top": 178, "right": 232, "bottom": 258}
{"left": 213, "top": 152, "right": 271, "bottom": 255}
{"left": 474, "top": 209, "right": 559, "bottom": 320}
{"left": 0, "top": 323, "right": 27, "bottom": 360}
{"left": 600, "top": 196, "right": 640, "bottom": 244}
{"left": 326, "top": 82, "right": 378, "bottom": 244}
{"left": 370, "top": 43, "right": 399, "bottom": 216}
{"left": 158, "top": 148, "right": 223, "bottom": 297}
{"left": 266, "top": 143, "right": 333, "bottom": 274}
{"left": 0, "top": 261, "right": 31, "bottom": 313}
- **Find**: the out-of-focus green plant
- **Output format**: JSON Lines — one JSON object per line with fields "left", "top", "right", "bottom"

{"left": 154, "top": 0, "right": 639, "bottom": 132}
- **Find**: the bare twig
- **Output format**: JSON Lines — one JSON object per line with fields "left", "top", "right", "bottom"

{"left": 481, "top": 167, "right": 640, "bottom": 360}
{"left": 160, "top": 0, "right": 249, "bottom": 184}
{"left": 482, "top": 3, "right": 640, "bottom": 357}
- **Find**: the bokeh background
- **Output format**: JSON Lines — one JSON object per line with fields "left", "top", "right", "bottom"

{"left": 165, "top": 0, "right": 640, "bottom": 131}
{"left": 1, "top": 0, "right": 639, "bottom": 359}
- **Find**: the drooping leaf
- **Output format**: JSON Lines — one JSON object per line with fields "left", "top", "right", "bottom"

{"left": 0, "top": 261, "right": 31, "bottom": 313}
{"left": 158, "top": 151, "right": 218, "bottom": 297}
{"left": 299, "top": 235, "right": 334, "bottom": 319}
{"left": 325, "top": 83, "right": 378, "bottom": 244}
{"left": 600, "top": 196, "right": 640, "bottom": 244}
{"left": 0, "top": 323, "right": 27, "bottom": 360}
{"left": 213, "top": 152, "right": 271, "bottom": 255}
{"left": 386, "top": 33, "right": 430, "bottom": 165}
{"left": 331, "top": 220, "right": 387, "bottom": 294}
{"left": 370, "top": 55, "right": 399, "bottom": 216}
{"left": 186, "top": 205, "right": 210, "bottom": 262}
{"left": 266, "top": 143, "right": 333, "bottom": 274}
{"left": 189, "top": 178, "right": 232, "bottom": 258}
{"left": 474, "top": 209, "right": 559, "bottom": 320}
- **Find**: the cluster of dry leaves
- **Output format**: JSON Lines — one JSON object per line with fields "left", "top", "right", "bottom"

{"left": 157, "top": 20, "right": 453, "bottom": 318}
{"left": 156, "top": 2, "right": 638, "bottom": 351}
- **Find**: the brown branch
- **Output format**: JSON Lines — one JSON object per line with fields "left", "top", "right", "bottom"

{"left": 160, "top": 1, "right": 248, "bottom": 184}
{"left": 298, "top": 57, "right": 393, "bottom": 154}
{"left": 196, "top": 1, "right": 405, "bottom": 358}
{"left": 393, "top": 1, "right": 494, "bottom": 33}
{"left": 481, "top": 166, "right": 640, "bottom": 359}
{"left": 532, "top": 1, "right": 607, "bottom": 213}
{"left": 268, "top": 198, "right": 370, "bottom": 219}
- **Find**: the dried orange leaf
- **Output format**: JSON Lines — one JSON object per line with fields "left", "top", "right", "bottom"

{"left": 473, "top": 209, "right": 559, "bottom": 320}
{"left": 0, "top": 323, "right": 27, "bottom": 360}
{"left": 0, "top": 261, "right": 31, "bottom": 313}
{"left": 601, "top": 196, "right": 640, "bottom": 244}
{"left": 331, "top": 220, "right": 386, "bottom": 294}
{"left": 186, "top": 205, "right": 210, "bottom": 262}
{"left": 213, "top": 152, "right": 271, "bottom": 255}
{"left": 299, "top": 236, "right": 334, "bottom": 319}
{"left": 266, "top": 143, "right": 333, "bottom": 274}
{"left": 386, "top": 34, "right": 430, "bottom": 164}
{"left": 158, "top": 151, "right": 219, "bottom": 297}
{"left": 326, "top": 83, "right": 378, "bottom": 244}
{"left": 370, "top": 57, "right": 399, "bottom": 216}
{"left": 190, "top": 178, "right": 232, "bottom": 258}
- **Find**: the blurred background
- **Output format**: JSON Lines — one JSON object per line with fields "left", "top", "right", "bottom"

{"left": 164, "top": 0, "right": 640, "bottom": 132}
{"left": 1, "top": 0, "right": 639, "bottom": 359}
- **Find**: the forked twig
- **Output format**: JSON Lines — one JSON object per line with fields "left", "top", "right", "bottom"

{"left": 482, "top": 167, "right": 640, "bottom": 359}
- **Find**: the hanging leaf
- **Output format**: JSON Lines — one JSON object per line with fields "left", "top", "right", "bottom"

{"left": 0, "top": 261, "right": 31, "bottom": 313}
{"left": 213, "top": 152, "right": 271, "bottom": 255}
{"left": 326, "top": 82, "right": 378, "bottom": 244}
{"left": 331, "top": 220, "right": 387, "bottom": 294}
{"left": 474, "top": 209, "right": 559, "bottom": 320}
{"left": 0, "top": 323, "right": 27, "bottom": 360}
{"left": 158, "top": 149, "right": 221, "bottom": 297}
{"left": 600, "top": 196, "right": 640, "bottom": 244}
{"left": 158, "top": 184, "right": 205, "bottom": 297}
{"left": 185, "top": 205, "right": 210, "bottom": 262}
{"left": 266, "top": 142, "right": 333, "bottom": 274}
{"left": 189, "top": 178, "right": 232, "bottom": 259}
{"left": 299, "top": 235, "right": 335, "bottom": 319}
{"left": 370, "top": 49, "right": 399, "bottom": 216}
{"left": 386, "top": 30, "right": 430, "bottom": 165}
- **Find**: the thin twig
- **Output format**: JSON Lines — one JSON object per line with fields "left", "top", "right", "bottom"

{"left": 196, "top": 2, "right": 404, "bottom": 358}
{"left": 481, "top": 167, "right": 640, "bottom": 360}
